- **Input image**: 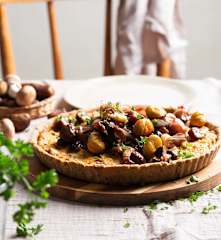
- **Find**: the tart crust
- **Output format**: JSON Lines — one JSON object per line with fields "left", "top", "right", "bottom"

{"left": 32, "top": 109, "right": 221, "bottom": 186}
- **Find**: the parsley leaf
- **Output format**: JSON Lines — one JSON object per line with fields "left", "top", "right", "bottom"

{"left": 148, "top": 200, "right": 160, "bottom": 210}
{"left": 202, "top": 203, "right": 217, "bottom": 214}
{"left": 188, "top": 191, "right": 205, "bottom": 203}
{"left": 0, "top": 133, "right": 58, "bottom": 237}
{"left": 178, "top": 150, "right": 194, "bottom": 159}
{"left": 123, "top": 207, "right": 128, "bottom": 213}
{"left": 123, "top": 221, "right": 130, "bottom": 228}
{"left": 136, "top": 136, "right": 147, "bottom": 147}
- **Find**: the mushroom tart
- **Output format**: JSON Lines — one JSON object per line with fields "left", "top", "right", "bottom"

{"left": 32, "top": 103, "right": 221, "bottom": 185}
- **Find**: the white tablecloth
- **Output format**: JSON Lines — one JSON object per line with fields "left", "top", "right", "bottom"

{"left": 1, "top": 79, "right": 221, "bottom": 240}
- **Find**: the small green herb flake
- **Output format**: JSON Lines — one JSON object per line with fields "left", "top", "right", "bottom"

{"left": 178, "top": 150, "right": 194, "bottom": 159}
{"left": 121, "top": 143, "right": 129, "bottom": 151}
{"left": 85, "top": 117, "right": 92, "bottom": 125}
{"left": 186, "top": 175, "right": 199, "bottom": 184}
{"left": 55, "top": 115, "right": 63, "bottom": 121}
{"left": 136, "top": 136, "right": 147, "bottom": 146}
{"left": 186, "top": 143, "right": 193, "bottom": 148}
{"left": 188, "top": 191, "right": 205, "bottom": 203}
{"left": 137, "top": 114, "right": 144, "bottom": 120}
{"left": 160, "top": 206, "right": 169, "bottom": 210}
{"left": 131, "top": 105, "right": 136, "bottom": 111}
{"left": 148, "top": 200, "right": 160, "bottom": 210}
{"left": 123, "top": 221, "right": 130, "bottom": 228}
{"left": 123, "top": 207, "right": 128, "bottom": 213}
{"left": 202, "top": 203, "right": 217, "bottom": 214}
{"left": 217, "top": 185, "right": 221, "bottom": 191}
{"left": 152, "top": 119, "right": 158, "bottom": 127}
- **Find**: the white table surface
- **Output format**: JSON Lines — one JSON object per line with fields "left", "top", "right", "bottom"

{"left": 1, "top": 78, "right": 221, "bottom": 240}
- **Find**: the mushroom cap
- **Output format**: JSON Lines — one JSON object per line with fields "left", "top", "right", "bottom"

{"left": 5, "top": 74, "right": 21, "bottom": 84}
{"left": 8, "top": 82, "right": 22, "bottom": 98}
{"left": 16, "top": 85, "right": 37, "bottom": 106}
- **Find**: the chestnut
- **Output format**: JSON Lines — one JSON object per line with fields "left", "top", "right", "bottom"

{"left": 143, "top": 134, "right": 163, "bottom": 159}
{"left": 146, "top": 105, "right": 166, "bottom": 119}
{"left": 190, "top": 112, "right": 206, "bottom": 127}
{"left": 133, "top": 118, "right": 154, "bottom": 136}
{"left": 16, "top": 85, "right": 37, "bottom": 106}
{"left": 87, "top": 131, "right": 106, "bottom": 154}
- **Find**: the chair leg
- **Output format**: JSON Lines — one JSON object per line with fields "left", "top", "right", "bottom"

{"left": 157, "top": 58, "right": 171, "bottom": 78}
{"left": 103, "top": 0, "right": 112, "bottom": 76}
{"left": 47, "top": 1, "right": 63, "bottom": 80}
{"left": 0, "top": 4, "right": 16, "bottom": 77}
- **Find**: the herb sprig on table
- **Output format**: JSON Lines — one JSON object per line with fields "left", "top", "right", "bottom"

{"left": 0, "top": 133, "right": 58, "bottom": 238}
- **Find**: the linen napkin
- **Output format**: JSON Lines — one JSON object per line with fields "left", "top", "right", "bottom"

{"left": 115, "top": 0, "right": 187, "bottom": 78}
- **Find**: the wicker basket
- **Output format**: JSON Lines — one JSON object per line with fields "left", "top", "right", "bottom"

{"left": 0, "top": 95, "right": 56, "bottom": 119}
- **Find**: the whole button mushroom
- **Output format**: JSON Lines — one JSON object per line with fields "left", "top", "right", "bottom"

{"left": 8, "top": 82, "right": 22, "bottom": 98}
{"left": 5, "top": 74, "right": 21, "bottom": 85}
{"left": 16, "top": 85, "right": 37, "bottom": 106}
{"left": 0, "top": 118, "right": 15, "bottom": 139}
{"left": 0, "top": 80, "right": 8, "bottom": 96}
{"left": 27, "top": 82, "right": 55, "bottom": 100}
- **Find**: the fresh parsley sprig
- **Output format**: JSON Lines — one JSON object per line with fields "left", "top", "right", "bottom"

{"left": 0, "top": 133, "right": 58, "bottom": 238}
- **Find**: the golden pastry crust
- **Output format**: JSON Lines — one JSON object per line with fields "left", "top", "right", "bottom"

{"left": 32, "top": 107, "right": 221, "bottom": 186}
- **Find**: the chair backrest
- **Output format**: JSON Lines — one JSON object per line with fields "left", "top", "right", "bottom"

{"left": 0, "top": 0, "right": 63, "bottom": 79}
{"left": 0, "top": 0, "right": 170, "bottom": 80}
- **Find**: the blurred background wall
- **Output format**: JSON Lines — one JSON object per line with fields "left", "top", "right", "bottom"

{"left": 0, "top": 0, "right": 221, "bottom": 80}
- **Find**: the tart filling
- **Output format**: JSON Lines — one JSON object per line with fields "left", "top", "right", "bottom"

{"left": 36, "top": 103, "right": 217, "bottom": 166}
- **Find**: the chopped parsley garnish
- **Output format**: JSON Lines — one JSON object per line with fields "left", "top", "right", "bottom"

{"left": 123, "top": 221, "right": 130, "bottom": 228}
{"left": 218, "top": 185, "right": 221, "bottom": 191}
{"left": 85, "top": 117, "right": 92, "bottom": 125}
{"left": 160, "top": 206, "right": 169, "bottom": 210}
{"left": 178, "top": 150, "right": 194, "bottom": 159}
{"left": 55, "top": 115, "right": 63, "bottom": 121}
{"left": 131, "top": 105, "right": 136, "bottom": 111}
{"left": 186, "top": 175, "right": 199, "bottom": 184}
{"left": 123, "top": 207, "right": 128, "bottom": 213}
{"left": 202, "top": 203, "right": 217, "bottom": 214}
{"left": 148, "top": 200, "right": 160, "bottom": 210}
{"left": 137, "top": 114, "right": 144, "bottom": 120}
{"left": 186, "top": 143, "right": 193, "bottom": 148}
{"left": 152, "top": 119, "right": 158, "bottom": 127}
{"left": 136, "top": 136, "right": 147, "bottom": 146}
{"left": 121, "top": 143, "right": 130, "bottom": 151}
{"left": 188, "top": 191, "right": 205, "bottom": 203}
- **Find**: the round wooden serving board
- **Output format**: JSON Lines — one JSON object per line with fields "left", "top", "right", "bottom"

{"left": 28, "top": 157, "right": 221, "bottom": 206}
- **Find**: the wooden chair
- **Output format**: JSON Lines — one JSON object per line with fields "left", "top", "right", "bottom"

{"left": 0, "top": 0, "right": 171, "bottom": 80}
